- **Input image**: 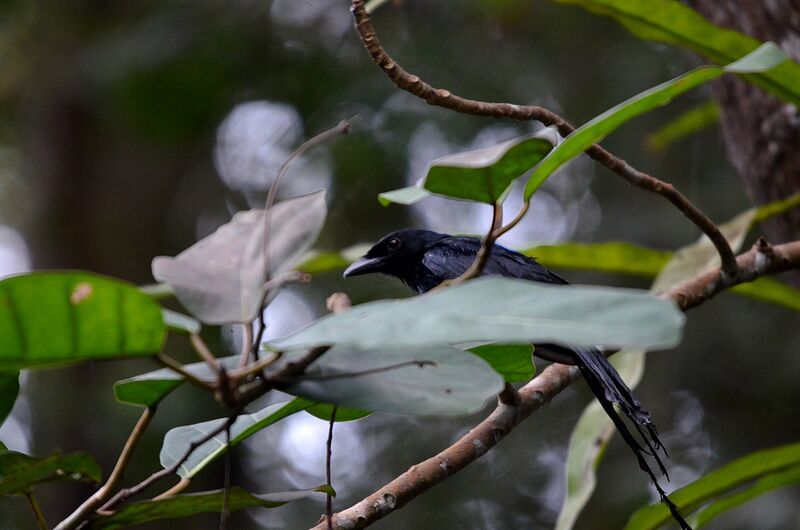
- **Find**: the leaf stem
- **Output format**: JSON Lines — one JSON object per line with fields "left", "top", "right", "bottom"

{"left": 25, "top": 489, "right": 49, "bottom": 530}
{"left": 325, "top": 405, "right": 338, "bottom": 530}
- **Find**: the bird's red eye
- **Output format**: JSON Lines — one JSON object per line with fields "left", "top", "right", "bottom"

{"left": 387, "top": 238, "right": 401, "bottom": 251}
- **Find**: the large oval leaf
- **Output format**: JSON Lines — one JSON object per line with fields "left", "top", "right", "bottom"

{"left": 0, "top": 272, "right": 165, "bottom": 370}
{"left": 152, "top": 190, "right": 327, "bottom": 325}
{"left": 524, "top": 43, "right": 788, "bottom": 199}
{"left": 424, "top": 131, "right": 556, "bottom": 204}
{"left": 280, "top": 345, "right": 504, "bottom": 416}
{"left": 88, "top": 486, "right": 332, "bottom": 530}
{"left": 269, "top": 277, "right": 685, "bottom": 352}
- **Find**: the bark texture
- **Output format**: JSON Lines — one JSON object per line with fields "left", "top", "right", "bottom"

{"left": 689, "top": 0, "right": 800, "bottom": 283}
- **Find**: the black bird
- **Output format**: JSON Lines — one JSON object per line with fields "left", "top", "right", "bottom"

{"left": 344, "top": 228, "right": 690, "bottom": 530}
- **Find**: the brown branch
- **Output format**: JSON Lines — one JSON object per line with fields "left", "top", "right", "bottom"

{"left": 349, "top": 0, "right": 738, "bottom": 277}
{"left": 309, "top": 239, "right": 800, "bottom": 530}
{"left": 325, "top": 405, "right": 338, "bottom": 530}
{"left": 665, "top": 238, "right": 800, "bottom": 309}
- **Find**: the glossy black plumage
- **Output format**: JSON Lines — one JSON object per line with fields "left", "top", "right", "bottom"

{"left": 344, "top": 228, "right": 690, "bottom": 530}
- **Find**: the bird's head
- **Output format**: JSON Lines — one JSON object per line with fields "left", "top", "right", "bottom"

{"left": 343, "top": 228, "right": 445, "bottom": 281}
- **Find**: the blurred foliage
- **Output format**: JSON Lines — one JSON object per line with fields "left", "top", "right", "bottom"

{"left": 0, "top": 1, "right": 798, "bottom": 529}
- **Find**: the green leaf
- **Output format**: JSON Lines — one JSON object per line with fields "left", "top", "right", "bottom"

{"left": 269, "top": 277, "right": 685, "bottom": 352}
{"left": 424, "top": 131, "right": 555, "bottom": 204}
{"left": 152, "top": 190, "right": 327, "bottom": 325}
{"left": 555, "top": 349, "right": 644, "bottom": 530}
{"left": 0, "top": 272, "right": 165, "bottom": 370}
{"left": 161, "top": 309, "right": 201, "bottom": 335}
{"left": 730, "top": 278, "right": 800, "bottom": 312}
{"left": 298, "top": 244, "right": 371, "bottom": 275}
{"left": 625, "top": 443, "right": 800, "bottom": 530}
{"left": 0, "top": 372, "right": 19, "bottom": 426}
{"left": 160, "top": 398, "right": 311, "bottom": 479}
{"left": 305, "top": 403, "right": 371, "bottom": 422}
{"left": 691, "top": 466, "right": 800, "bottom": 528}
{"left": 468, "top": 343, "right": 535, "bottom": 382}
{"left": 0, "top": 450, "right": 101, "bottom": 495}
{"left": 378, "top": 186, "right": 432, "bottom": 207}
{"left": 524, "top": 42, "right": 788, "bottom": 199}
{"left": 654, "top": 207, "right": 756, "bottom": 291}
{"left": 280, "top": 345, "right": 504, "bottom": 416}
{"left": 114, "top": 355, "right": 240, "bottom": 407}
{"left": 522, "top": 242, "right": 671, "bottom": 277}
{"left": 646, "top": 101, "right": 719, "bottom": 153}
{"left": 551, "top": 0, "right": 800, "bottom": 105}
{"left": 88, "top": 486, "right": 332, "bottom": 530}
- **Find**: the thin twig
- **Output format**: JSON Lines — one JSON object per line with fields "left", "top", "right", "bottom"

{"left": 190, "top": 333, "right": 221, "bottom": 374}
{"left": 55, "top": 407, "right": 156, "bottom": 530}
{"left": 262, "top": 119, "right": 354, "bottom": 284}
{"left": 349, "top": 0, "right": 737, "bottom": 277}
{"left": 156, "top": 354, "right": 216, "bottom": 392}
{"left": 227, "top": 351, "right": 282, "bottom": 381}
{"left": 25, "top": 490, "right": 48, "bottom": 530}
{"left": 98, "top": 411, "right": 241, "bottom": 514}
{"left": 457, "top": 200, "right": 504, "bottom": 282}
{"left": 310, "top": 239, "right": 800, "bottom": 530}
{"left": 220, "top": 424, "right": 232, "bottom": 530}
{"left": 238, "top": 323, "right": 254, "bottom": 370}
{"left": 152, "top": 478, "right": 190, "bottom": 500}
{"left": 325, "top": 406, "right": 338, "bottom": 530}
{"left": 272, "top": 360, "right": 436, "bottom": 383}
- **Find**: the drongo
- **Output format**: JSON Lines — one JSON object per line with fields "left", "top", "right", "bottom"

{"left": 344, "top": 228, "right": 690, "bottom": 529}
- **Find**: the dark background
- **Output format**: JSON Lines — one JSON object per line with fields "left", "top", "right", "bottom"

{"left": 0, "top": 1, "right": 797, "bottom": 529}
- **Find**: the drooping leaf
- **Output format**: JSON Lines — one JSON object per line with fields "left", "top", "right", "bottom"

{"left": 624, "top": 443, "right": 800, "bottom": 530}
{"left": 0, "top": 450, "right": 101, "bottom": 495}
{"left": 654, "top": 207, "right": 756, "bottom": 292}
{"left": 305, "top": 403, "right": 372, "bottom": 422}
{"left": 379, "top": 129, "right": 557, "bottom": 206}
{"left": 423, "top": 131, "right": 556, "bottom": 203}
{"left": 730, "top": 278, "right": 800, "bottom": 312}
{"left": 152, "top": 191, "right": 327, "bottom": 325}
{"left": 690, "top": 466, "right": 800, "bottom": 528}
{"left": 550, "top": 0, "right": 800, "bottom": 105}
{"left": 88, "top": 486, "right": 332, "bottom": 530}
{"left": 114, "top": 355, "right": 242, "bottom": 407}
{"left": 467, "top": 343, "right": 535, "bottom": 382}
{"left": 646, "top": 101, "right": 720, "bottom": 153}
{"left": 0, "top": 372, "right": 19, "bottom": 426}
{"left": 524, "top": 43, "right": 788, "bottom": 199}
{"left": 555, "top": 349, "right": 644, "bottom": 530}
{"left": 0, "top": 272, "right": 165, "bottom": 370}
{"left": 280, "top": 345, "right": 504, "bottom": 416}
{"left": 269, "top": 277, "right": 685, "bottom": 352}
{"left": 160, "top": 398, "right": 311, "bottom": 479}
{"left": 378, "top": 186, "right": 432, "bottom": 207}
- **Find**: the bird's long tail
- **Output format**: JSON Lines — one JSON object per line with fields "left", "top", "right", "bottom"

{"left": 571, "top": 346, "right": 692, "bottom": 530}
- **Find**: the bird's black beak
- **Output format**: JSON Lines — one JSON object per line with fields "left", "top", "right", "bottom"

{"left": 343, "top": 256, "right": 384, "bottom": 278}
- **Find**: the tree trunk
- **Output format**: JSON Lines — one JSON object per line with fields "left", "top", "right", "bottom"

{"left": 689, "top": 0, "right": 800, "bottom": 285}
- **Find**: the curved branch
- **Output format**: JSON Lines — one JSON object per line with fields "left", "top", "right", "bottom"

{"left": 350, "top": 0, "right": 738, "bottom": 277}
{"left": 309, "top": 239, "right": 800, "bottom": 530}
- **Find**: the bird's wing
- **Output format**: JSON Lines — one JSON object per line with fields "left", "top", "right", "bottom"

{"left": 422, "top": 236, "right": 569, "bottom": 285}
